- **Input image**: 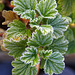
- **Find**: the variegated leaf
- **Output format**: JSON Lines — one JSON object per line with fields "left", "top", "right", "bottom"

{"left": 36, "top": 0, "right": 58, "bottom": 18}
{"left": 7, "top": 19, "right": 31, "bottom": 39}
{"left": 21, "top": 46, "right": 40, "bottom": 66}
{"left": 21, "top": 10, "right": 38, "bottom": 22}
{"left": 42, "top": 50, "right": 52, "bottom": 59}
{"left": 27, "top": 29, "right": 53, "bottom": 47}
{"left": 30, "top": 24, "right": 53, "bottom": 35}
{"left": 39, "top": 25, "right": 53, "bottom": 35}
{"left": 44, "top": 52, "right": 65, "bottom": 75}
{"left": 30, "top": 16, "right": 43, "bottom": 27}
{"left": 4, "top": 39, "right": 27, "bottom": 58}
{"left": 48, "top": 36, "right": 69, "bottom": 54}
{"left": 12, "top": 58, "right": 37, "bottom": 75}
{"left": 47, "top": 15, "right": 69, "bottom": 39}
{"left": 13, "top": 0, "right": 37, "bottom": 15}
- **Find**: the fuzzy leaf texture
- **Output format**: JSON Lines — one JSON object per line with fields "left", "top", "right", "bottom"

{"left": 7, "top": 19, "right": 31, "bottom": 39}
{"left": 21, "top": 47, "right": 40, "bottom": 66}
{"left": 30, "top": 23, "right": 53, "bottom": 35}
{"left": 44, "top": 52, "right": 65, "bottom": 75}
{"left": 28, "top": 29, "right": 53, "bottom": 47}
{"left": 30, "top": 16, "right": 43, "bottom": 27}
{"left": 36, "top": 0, "right": 58, "bottom": 18}
{"left": 12, "top": 58, "right": 37, "bottom": 75}
{"left": 37, "top": 25, "right": 53, "bottom": 35}
{"left": 47, "top": 15, "right": 69, "bottom": 39}
{"left": 13, "top": 0, "right": 37, "bottom": 15}
{"left": 4, "top": 39, "right": 27, "bottom": 58}
{"left": 58, "top": 0, "right": 75, "bottom": 16}
{"left": 48, "top": 36, "right": 69, "bottom": 54}
{"left": 21, "top": 10, "right": 38, "bottom": 22}
{"left": 42, "top": 50, "right": 52, "bottom": 59}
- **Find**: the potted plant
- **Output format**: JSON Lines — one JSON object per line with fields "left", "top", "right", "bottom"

{"left": 3, "top": 0, "right": 69, "bottom": 75}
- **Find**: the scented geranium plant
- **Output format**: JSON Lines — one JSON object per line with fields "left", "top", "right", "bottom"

{"left": 3, "top": 0, "right": 69, "bottom": 75}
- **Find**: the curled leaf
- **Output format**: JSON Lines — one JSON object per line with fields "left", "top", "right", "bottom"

{"left": 2, "top": 10, "right": 19, "bottom": 25}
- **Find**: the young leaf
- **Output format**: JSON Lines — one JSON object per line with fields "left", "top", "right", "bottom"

{"left": 13, "top": 0, "right": 37, "bottom": 15}
{"left": 7, "top": 19, "right": 31, "bottom": 39}
{"left": 38, "top": 25, "right": 53, "bottom": 35}
{"left": 48, "top": 36, "right": 68, "bottom": 54}
{"left": 28, "top": 29, "right": 53, "bottom": 47}
{"left": 44, "top": 52, "right": 65, "bottom": 75}
{"left": 42, "top": 50, "right": 52, "bottom": 59}
{"left": 21, "top": 10, "right": 38, "bottom": 22}
{"left": 12, "top": 58, "right": 37, "bottom": 75}
{"left": 21, "top": 47, "right": 40, "bottom": 66}
{"left": 36, "top": 0, "right": 58, "bottom": 18}
{"left": 30, "top": 16, "right": 43, "bottom": 27}
{"left": 47, "top": 15, "right": 69, "bottom": 39}
{"left": 31, "top": 25, "right": 53, "bottom": 35}
{"left": 4, "top": 39, "right": 27, "bottom": 58}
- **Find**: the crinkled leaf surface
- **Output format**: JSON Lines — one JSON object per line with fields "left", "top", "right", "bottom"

{"left": 21, "top": 47, "right": 40, "bottom": 66}
{"left": 44, "top": 52, "right": 65, "bottom": 75}
{"left": 48, "top": 36, "right": 68, "bottom": 54}
{"left": 12, "top": 58, "right": 37, "bottom": 75}
{"left": 28, "top": 29, "right": 53, "bottom": 47}
{"left": 21, "top": 10, "right": 38, "bottom": 22}
{"left": 47, "top": 15, "right": 69, "bottom": 39}
{"left": 13, "top": 0, "right": 37, "bottom": 15}
{"left": 30, "top": 25, "right": 53, "bottom": 35}
{"left": 38, "top": 25, "right": 53, "bottom": 35}
{"left": 4, "top": 39, "right": 27, "bottom": 58}
{"left": 36, "top": 0, "right": 58, "bottom": 18}
{"left": 30, "top": 16, "right": 43, "bottom": 27}
{"left": 7, "top": 19, "right": 31, "bottom": 39}
{"left": 42, "top": 50, "right": 52, "bottom": 59}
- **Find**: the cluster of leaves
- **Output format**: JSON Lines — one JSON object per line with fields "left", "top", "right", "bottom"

{"left": 57, "top": 0, "right": 75, "bottom": 22}
{"left": 3, "top": 0, "right": 69, "bottom": 75}
{"left": 56, "top": 0, "right": 75, "bottom": 54}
